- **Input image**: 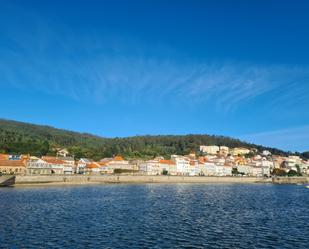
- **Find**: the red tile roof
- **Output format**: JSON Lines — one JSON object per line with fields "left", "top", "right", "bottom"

{"left": 86, "top": 162, "right": 100, "bottom": 169}
{"left": 159, "top": 160, "right": 175, "bottom": 165}
{"left": 0, "top": 154, "right": 9, "bottom": 160}
{"left": 114, "top": 156, "right": 124, "bottom": 161}
{"left": 42, "top": 156, "right": 65, "bottom": 164}
{"left": 0, "top": 160, "right": 26, "bottom": 167}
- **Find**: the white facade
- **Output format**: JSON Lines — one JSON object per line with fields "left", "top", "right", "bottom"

{"left": 232, "top": 147, "right": 250, "bottom": 156}
{"left": 77, "top": 158, "right": 91, "bottom": 174}
{"left": 139, "top": 160, "right": 161, "bottom": 175}
{"left": 219, "top": 146, "right": 229, "bottom": 155}
{"left": 27, "top": 158, "right": 64, "bottom": 175}
{"left": 237, "top": 165, "right": 253, "bottom": 176}
{"left": 199, "top": 146, "right": 220, "bottom": 155}
{"left": 171, "top": 155, "right": 191, "bottom": 175}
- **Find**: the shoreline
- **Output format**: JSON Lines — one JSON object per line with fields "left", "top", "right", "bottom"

{"left": 11, "top": 175, "right": 308, "bottom": 186}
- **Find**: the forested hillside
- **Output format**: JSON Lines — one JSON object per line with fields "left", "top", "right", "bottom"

{"left": 0, "top": 119, "right": 299, "bottom": 160}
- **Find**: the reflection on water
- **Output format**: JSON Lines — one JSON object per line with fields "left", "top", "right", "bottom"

{"left": 1, "top": 184, "right": 309, "bottom": 248}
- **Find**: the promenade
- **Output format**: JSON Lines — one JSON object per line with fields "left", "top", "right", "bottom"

{"left": 15, "top": 175, "right": 275, "bottom": 185}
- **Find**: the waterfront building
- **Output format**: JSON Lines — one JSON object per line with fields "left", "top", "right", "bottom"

{"left": 85, "top": 162, "right": 101, "bottom": 174}
{"left": 0, "top": 159, "right": 27, "bottom": 175}
{"left": 171, "top": 155, "right": 191, "bottom": 175}
{"left": 213, "top": 165, "right": 231, "bottom": 176}
{"left": 57, "top": 156, "right": 75, "bottom": 174}
{"left": 299, "top": 160, "right": 309, "bottom": 174}
{"left": 272, "top": 155, "right": 286, "bottom": 169}
{"left": 203, "top": 161, "right": 217, "bottom": 176}
{"left": 99, "top": 156, "right": 133, "bottom": 173}
{"left": 0, "top": 154, "right": 8, "bottom": 160}
{"left": 77, "top": 158, "right": 92, "bottom": 174}
{"left": 189, "top": 159, "right": 199, "bottom": 176}
{"left": 252, "top": 166, "right": 263, "bottom": 177}
{"left": 139, "top": 160, "right": 161, "bottom": 175}
{"left": 237, "top": 165, "right": 253, "bottom": 176}
{"left": 27, "top": 157, "right": 65, "bottom": 175}
{"left": 159, "top": 159, "right": 177, "bottom": 175}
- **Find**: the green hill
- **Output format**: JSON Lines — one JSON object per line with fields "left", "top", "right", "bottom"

{"left": 0, "top": 118, "right": 295, "bottom": 160}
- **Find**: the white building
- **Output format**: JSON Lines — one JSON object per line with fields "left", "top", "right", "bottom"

{"left": 219, "top": 146, "right": 229, "bottom": 155}
{"left": 77, "top": 158, "right": 92, "bottom": 174}
{"left": 99, "top": 156, "right": 133, "bottom": 174}
{"left": 237, "top": 165, "right": 253, "bottom": 176}
{"left": 27, "top": 157, "right": 65, "bottom": 175}
{"left": 171, "top": 155, "right": 191, "bottom": 175}
{"left": 199, "top": 145, "right": 220, "bottom": 155}
{"left": 232, "top": 147, "right": 250, "bottom": 156}
{"left": 262, "top": 150, "right": 272, "bottom": 156}
{"left": 202, "top": 162, "right": 217, "bottom": 176}
{"left": 139, "top": 160, "right": 161, "bottom": 175}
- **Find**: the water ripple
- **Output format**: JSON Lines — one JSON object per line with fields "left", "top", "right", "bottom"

{"left": 0, "top": 184, "right": 309, "bottom": 248}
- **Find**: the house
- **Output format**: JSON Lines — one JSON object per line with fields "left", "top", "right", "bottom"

{"left": 27, "top": 157, "right": 65, "bottom": 175}
{"left": 189, "top": 159, "right": 199, "bottom": 176}
{"left": 199, "top": 145, "right": 220, "bottom": 155}
{"left": 0, "top": 159, "right": 27, "bottom": 175}
{"left": 252, "top": 166, "right": 263, "bottom": 177}
{"left": 0, "top": 154, "right": 9, "bottom": 160}
{"left": 237, "top": 165, "right": 253, "bottom": 176}
{"left": 159, "top": 159, "right": 177, "bottom": 175}
{"left": 262, "top": 150, "right": 272, "bottom": 156}
{"left": 202, "top": 161, "right": 217, "bottom": 176}
{"left": 85, "top": 162, "right": 101, "bottom": 174}
{"left": 56, "top": 148, "right": 69, "bottom": 157}
{"left": 77, "top": 158, "right": 92, "bottom": 174}
{"left": 219, "top": 146, "right": 229, "bottom": 155}
{"left": 139, "top": 160, "right": 161, "bottom": 175}
{"left": 222, "top": 165, "right": 233, "bottom": 176}
{"left": 171, "top": 155, "right": 191, "bottom": 175}
{"left": 8, "top": 154, "right": 22, "bottom": 160}
{"left": 272, "top": 155, "right": 286, "bottom": 169}
{"left": 99, "top": 156, "right": 133, "bottom": 174}
{"left": 232, "top": 147, "right": 250, "bottom": 156}
{"left": 57, "top": 156, "right": 75, "bottom": 174}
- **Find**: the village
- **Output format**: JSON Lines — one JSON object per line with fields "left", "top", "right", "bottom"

{"left": 0, "top": 145, "right": 309, "bottom": 177}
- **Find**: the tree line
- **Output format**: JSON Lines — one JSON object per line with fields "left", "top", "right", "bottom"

{"left": 0, "top": 119, "right": 306, "bottom": 161}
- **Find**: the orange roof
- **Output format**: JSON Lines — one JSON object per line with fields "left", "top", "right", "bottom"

{"left": 159, "top": 159, "right": 175, "bottom": 165}
{"left": 0, "top": 160, "right": 26, "bottom": 167}
{"left": 86, "top": 162, "right": 100, "bottom": 169}
{"left": 114, "top": 156, "right": 124, "bottom": 161}
{"left": 97, "top": 161, "right": 108, "bottom": 166}
{"left": 0, "top": 154, "right": 9, "bottom": 160}
{"left": 42, "top": 156, "right": 65, "bottom": 164}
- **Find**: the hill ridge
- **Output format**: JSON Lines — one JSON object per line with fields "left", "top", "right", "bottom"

{"left": 0, "top": 118, "right": 303, "bottom": 160}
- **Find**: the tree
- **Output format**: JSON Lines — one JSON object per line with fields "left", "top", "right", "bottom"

{"left": 272, "top": 168, "right": 287, "bottom": 176}
{"left": 162, "top": 169, "right": 168, "bottom": 175}
{"left": 287, "top": 170, "right": 298, "bottom": 177}
{"left": 232, "top": 168, "right": 238, "bottom": 175}
{"left": 296, "top": 164, "right": 302, "bottom": 176}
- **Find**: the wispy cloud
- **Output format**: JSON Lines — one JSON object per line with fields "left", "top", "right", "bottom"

{"left": 1, "top": 1, "right": 309, "bottom": 113}
{"left": 239, "top": 126, "right": 309, "bottom": 152}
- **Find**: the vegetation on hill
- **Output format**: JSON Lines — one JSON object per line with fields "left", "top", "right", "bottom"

{"left": 0, "top": 119, "right": 300, "bottom": 161}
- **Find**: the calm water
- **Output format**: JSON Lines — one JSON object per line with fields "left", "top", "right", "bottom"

{"left": 1, "top": 184, "right": 309, "bottom": 249}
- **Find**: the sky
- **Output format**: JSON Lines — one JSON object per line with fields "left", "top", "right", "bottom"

{"left": 0, "top": 0, "right": 308, "bottom": 152}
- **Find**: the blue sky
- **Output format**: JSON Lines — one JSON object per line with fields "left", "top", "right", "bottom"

{"left": 0, "top": 0, "right": 309, "bottom": 152}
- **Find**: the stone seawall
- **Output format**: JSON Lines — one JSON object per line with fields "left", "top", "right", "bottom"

{"left": 272, "top": 177, "right": 309, "bottom": 184}
{"left": 15, "top": 175, "right": 272, "bottom": 185}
